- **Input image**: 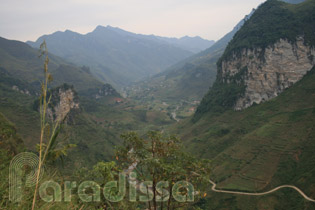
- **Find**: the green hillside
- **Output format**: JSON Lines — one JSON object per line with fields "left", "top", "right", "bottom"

{"left": 0, "top": 113, "right": 25, "bottom": 208}
{"left": 172, "top": 61, "right": 315, "bottom": 210}
{"left": 0, "top": 37, "right": 106, "bottom": 93}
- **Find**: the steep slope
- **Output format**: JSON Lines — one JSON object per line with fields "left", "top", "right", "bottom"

{"left": 27, "top": 26, "right": 194, "bottom": 88}
{"left": 176, "top": 65, "right": 315, "bottom": 210}
{"left": 170, "top": 0, "right": 315, "bottom": 209}
{"left": 0, "top": 113, "right": 25, "bottom": 207}
{"left": 195, "top": 0, "right": 315, "bottom": 118}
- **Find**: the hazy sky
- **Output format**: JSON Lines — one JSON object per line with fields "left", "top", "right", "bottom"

{"left": 0, "top": 0, "right": 265, "bottom": 42}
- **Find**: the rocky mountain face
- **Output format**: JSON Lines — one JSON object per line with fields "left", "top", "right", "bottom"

{"left": 220, "top": 37, "right": 315, "bottom": 110}
{"left": 195, "top": 0, "right": 315, "bottom": 117}
{"left": 47, "top": 85, "right": 80, "bottom": 123}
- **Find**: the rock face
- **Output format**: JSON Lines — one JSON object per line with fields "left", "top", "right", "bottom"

{"left": 219, "top": 38, "right": 315, "bottom": 110}
{"left": 48, "top": 85, "right": 80, "bottom": 123}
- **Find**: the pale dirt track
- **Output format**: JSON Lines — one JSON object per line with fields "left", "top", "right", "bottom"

{"left": 208, "top": 179, "right": 315, "bottom": 202}
{"left": 126, "top": 153, "right": 315, "bottom": 203}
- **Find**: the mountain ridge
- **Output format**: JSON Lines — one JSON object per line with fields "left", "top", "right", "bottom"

{"left": 26, "top": 25, "right": 214, "bottom": 89}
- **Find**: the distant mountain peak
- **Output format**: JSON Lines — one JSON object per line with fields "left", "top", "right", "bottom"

{"left": 65, "top": 29, "right": 73, "bottom": 33}
{"left": 180, "top": 35, "right": 205, "bottom": 40}
{"left": 93, "top": 25, "right": 106, "bottom": 31}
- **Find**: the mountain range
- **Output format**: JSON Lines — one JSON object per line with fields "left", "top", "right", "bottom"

{"left": 27, "top": 26, "right": 214, "bottom": 89}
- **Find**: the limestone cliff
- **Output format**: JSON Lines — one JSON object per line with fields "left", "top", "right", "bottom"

{"left": 47, "top": 84, "right": 80, "bottom": 123}
{"left": 219, "top": 37, "right": 315, "bottom": 110}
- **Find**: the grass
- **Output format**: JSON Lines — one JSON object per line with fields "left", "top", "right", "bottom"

{"left": 171, "top": 66, "right": 315, "bottom": 209}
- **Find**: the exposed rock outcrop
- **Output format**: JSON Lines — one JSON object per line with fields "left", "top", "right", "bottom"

{"left": 219, "top": 38, "right": 315, "bottom": 110}
{"left": 47, "top": 84, "right": 80, "bottom": 123}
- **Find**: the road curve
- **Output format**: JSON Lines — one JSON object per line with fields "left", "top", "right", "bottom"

{"left": 208, "top": 179, "right": 315, "bottom": 202}
{"left": 126, "top": 152, "right": 315, "bottom": 203}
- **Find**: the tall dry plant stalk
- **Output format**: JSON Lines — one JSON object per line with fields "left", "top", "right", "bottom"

{"left": 31, "top": 41, "right": 62, "bottom": 210}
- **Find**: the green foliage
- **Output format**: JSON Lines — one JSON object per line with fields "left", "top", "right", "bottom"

{"left": 0, "top": 113, "right": 25, "bottom": 155}
{"left": 0, "top": 113, "right": 25, "bottom": 208}
{"left": 194, "top": 80, "right": 246, "bottom": 121}
{"left": 116, "top": 131, "right": 211, "bottom": 210}
{"left": 219, "top": 0, "right": 315, "bottom": 64}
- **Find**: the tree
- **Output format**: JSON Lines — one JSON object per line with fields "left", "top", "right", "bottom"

{"left": 115, "top": 131, "right": 211, "bottom": 210}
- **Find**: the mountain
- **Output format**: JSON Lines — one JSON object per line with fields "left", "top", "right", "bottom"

{"left": 156, "top": 35, "right": 215, "bottom": 53}
{"left": 125, "top": 9, "right": 256, "bottom": 118}
{"left": 26, "top": 26, "right": 198, "bottom": 88}
{"left": 175, "top": 66, "right": 315, "bottom": 210}
{"left": 169, "top": 0, "right": 315, "bottom": 209}
{"left": 86, "top": 26, "right": 214, "bottom": 53}
{"left": 0, "top": 36, "right": 108, "bottom": 93}
{"left": 2, "top": 0, "right": 314, "bottom": 209}
{"left": 195, "top": 0, "right": 315, "bottom": 118}
{"left": 0, "top": 36, "right": 175, "bottom": 168}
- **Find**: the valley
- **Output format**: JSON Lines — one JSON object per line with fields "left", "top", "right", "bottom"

{"left": 1, "top": 0, "right": 315, "bottom": 209}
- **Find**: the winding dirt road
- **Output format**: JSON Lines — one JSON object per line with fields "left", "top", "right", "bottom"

{"left": 125, "top": 151, "right": 315, "bottom": 203}
{"left": 208, "top": 179, "right": 315, "bottom": 202}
